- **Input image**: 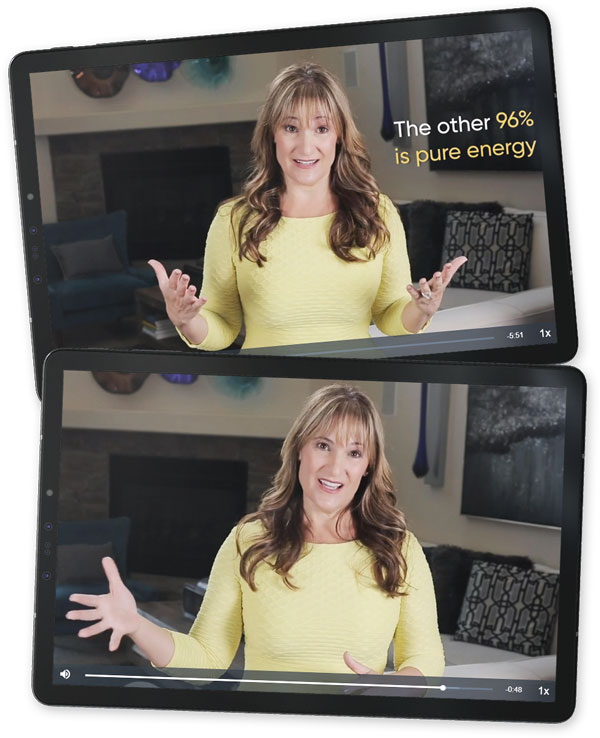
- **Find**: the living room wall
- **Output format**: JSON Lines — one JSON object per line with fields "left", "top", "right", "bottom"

{"left": 32, "top": 39, "right": 546, "bottom": 224}
{"left": 385, "top": 382, "right": 561, "bottom": 569}
{"left": 295, "top": 42, "right": 546, "bottom": 210}
{"left": 62, "top": 371, "right": 559, "bottom": 568}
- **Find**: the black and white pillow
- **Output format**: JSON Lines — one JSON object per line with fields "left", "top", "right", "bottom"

{"left": 441, "top": 211, "right": 533, "bottom": 293}
{"left": 453, "top": 560, "right": 559, "bottom": 656}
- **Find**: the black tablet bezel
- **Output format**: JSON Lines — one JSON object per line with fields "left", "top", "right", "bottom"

{"left": 11, "top": 8, "right": 577, "bottom": 396}
{"left": 34, "top": 348, "right": 585, "bottom": 722}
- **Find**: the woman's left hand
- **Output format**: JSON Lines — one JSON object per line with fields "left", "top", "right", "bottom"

{"left": 406, "top": 256, "right": 468, "bottom": 319}
{"left": 343, "top": 651, "right": 378, "bottom": 674}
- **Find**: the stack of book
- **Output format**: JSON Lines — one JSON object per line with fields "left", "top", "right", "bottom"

{"left": 182, "top": 578, "right": 209, "bottom": 619}
{"left": 141, "top": 313, "right": 178, "bottom": 340}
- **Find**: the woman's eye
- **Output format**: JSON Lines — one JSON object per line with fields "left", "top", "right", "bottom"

{"left": 317, "top": 126, "right": 329, "bottom": 134}
{"left": 350, "top": 450, "right": 362, "bottom": 458}
{"left": 316, "top": 441, "right": 329, "bottom": 450}
{"left": 285, "top": 124, "right": 297, "bottom": 133}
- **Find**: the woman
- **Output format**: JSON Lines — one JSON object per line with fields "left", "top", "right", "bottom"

{"left": 148, "top": 63, "right": 466, "bottom": 351}
{"left": 66, "top": 384, "right": 445, "bottom": 678}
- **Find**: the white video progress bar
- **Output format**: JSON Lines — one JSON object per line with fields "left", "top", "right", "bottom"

{"left": 84, "top": 673, "right": 492, "bottom": 692}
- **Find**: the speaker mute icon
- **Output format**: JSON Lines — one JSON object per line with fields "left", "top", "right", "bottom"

{"left": 59, "top": 669, "right": 71, "bottom": 680}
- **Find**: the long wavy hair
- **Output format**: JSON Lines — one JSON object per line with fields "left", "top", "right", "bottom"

{"left": 236, "top": 384, "right": 408, "bottom": 596}
{"left": 230, "top": 62, "right": 390, "bottom": 267}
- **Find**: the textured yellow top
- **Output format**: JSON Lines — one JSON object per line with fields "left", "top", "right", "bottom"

{"left": 178, "top": 195, "right": 417, "bottom": 352}
{"left": 165, "top": 521, "right": 445, "bottom": 676}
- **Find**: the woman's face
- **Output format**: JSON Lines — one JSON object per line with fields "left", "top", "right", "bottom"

{"left": 273, "top": 106, "right": 338, "bottom": 191}
{"left": 298, "top": 422, "right": 370, "bottom": 518}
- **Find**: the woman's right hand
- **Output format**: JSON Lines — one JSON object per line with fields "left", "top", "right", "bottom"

{"left": 66, "top": 557, "right": 142, "bottom": 652}
{"left": 148, "top": 259, "right": 207, "bottom": 330}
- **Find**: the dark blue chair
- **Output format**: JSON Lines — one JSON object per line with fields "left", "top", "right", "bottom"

{"left": 55, "top": 517, "right": 161, "bottom": 635}
{"left": 42, "top": 210, "right": 157, "bottom": 332}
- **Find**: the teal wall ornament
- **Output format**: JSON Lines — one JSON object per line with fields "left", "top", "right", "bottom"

{"left": 181, "top": 57, "right": 232, "bottom": 88}
{"left": 212, "top": 375, "right": 262, "bottom": 399}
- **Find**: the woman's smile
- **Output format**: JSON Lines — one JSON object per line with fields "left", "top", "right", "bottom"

{"left": 293, "top": 158, "right": 319, "bottom": 168}
{"left": 318, "top": 477, "right": 343, "bottom": 492}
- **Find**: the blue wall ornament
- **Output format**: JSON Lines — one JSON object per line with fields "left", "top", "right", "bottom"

{"left": 160, "top": 374, "right": 198, "bottom": 385}
{"left": 132, "top": 61, "right": 181, "bottom": 82}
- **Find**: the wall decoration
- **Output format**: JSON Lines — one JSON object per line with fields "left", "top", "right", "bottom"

{"left": 461, "top": 386, "right": 566, "bottom": 527}
{"left": 378, "top": 42, "right": 410, "bottom": 146}
{"left": 212, "top": 375, "right": 263, "bottom": 400}
{"left": 91, "top": 371, "right": 148, "bottom": 394}
{"left": 412, "top": 383, "right": 451, "bottom": 486}
{"left": 412, "top": 383, "right": 429, "bottom": 477}
{"left": 71, "top": 66, "right": 130, "bottom": 98}
{"left": 132, "top": 61, "right": 181, "bottom": 82}
{"left": 181, "top": 57, "right": 232, "bottom": 88}
{"left": 422, "top": 31, "right": 540, "bottom": 171}
{"left": 160, "top": 374, "right": 198, "bottom": 385}
{"left": 423, "top": 383, "right": 450, "bottom": 487}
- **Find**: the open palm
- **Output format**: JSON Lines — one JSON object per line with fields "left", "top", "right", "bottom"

{"left": 66, "top": 557, "right": 141, "bottom": 652}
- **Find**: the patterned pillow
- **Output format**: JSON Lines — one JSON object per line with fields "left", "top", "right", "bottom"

{"left": 453, "top": 560, "right": 559, "bottom": 656}
{"left": 441, "top": 211, "right": 533, "bottom": 293}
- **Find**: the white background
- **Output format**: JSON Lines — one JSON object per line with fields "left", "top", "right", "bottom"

{"left": 0, "top": 1, "right": 597, "bottom": 736}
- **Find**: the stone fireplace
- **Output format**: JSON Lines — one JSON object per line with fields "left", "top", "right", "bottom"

{"left": 48, "top": 121, "right": 255, "bottom": 261}
{"left": 58, "top": 427, "right": 282, "bottom": 577}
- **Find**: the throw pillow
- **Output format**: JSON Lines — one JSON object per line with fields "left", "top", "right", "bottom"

{"left": 425, "top": 545, "right": 532, "bottom": 634}
{"left": 51, "top": 234, "right": 125, "bottom": 280}
{"left": 441, "top": 210, "right": 533, "bottom": 292}
{"left": 396, "top": 200, "right": 503, "bottom": 281}
{"left": 453, "top": 560, "right": 559, "bottom": 656}
{"left": 56, "top": 541, "right": 115, "bottom": 585}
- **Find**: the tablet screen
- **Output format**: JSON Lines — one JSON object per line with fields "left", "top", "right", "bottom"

{"left": 11, "top": 9, "right": 576, "bottom": 392}
{"left": 35, "top": 355, "right": 583, "bottom": 721}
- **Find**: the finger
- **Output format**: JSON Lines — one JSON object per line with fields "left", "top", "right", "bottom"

{"left": 176, "top": 273, "right": 190, "bottom": 298}
{"left": 185, "top": 296, "right": 207, "bottom": 311}
{"left": 109, "top": 630, "right": 123, "bottom": 652}
{"left": 430, "top": 271, "right": 443, "bottom": 291}
{"left": 167, "top": 268, "right": 182, "bottom": 291}
{"left": 187, "top": 285, "right": 197, "bottom": 296}
{"left": 78, "top": 621, "right": 109, "bottom": 639}
{"left": 102, "top": 556, "right": 125, "bottom": 590}
{"left": 343, "top": 651, "right": 374, "bottom": 675}
{"left": 406, "top": 284, "right": 422, "bottom": 302}
{"left": 442, "top": 256, "right": 468, "bottom": 285}
{"left": 418, "top": 277, "right": 433, "bottom": 298}
{"left": 66, "top": 608, "right": 101, "bottom": 622}
{"left": 69, "top": 593, "right": 100, "bottom": 607}
{"left": 147, "top": 260, "right": 169, "bottom": 289}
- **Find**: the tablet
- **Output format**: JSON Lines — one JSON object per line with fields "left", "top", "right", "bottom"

{"left": 34, "top": 349, "right": 585, "bottom": 722}
{"left": 11, "top": 8, "right": 576, "bottom": 394}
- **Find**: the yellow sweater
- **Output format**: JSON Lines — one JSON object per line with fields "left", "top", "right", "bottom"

{"left": 178, "top": 195, "right": 417, "bottom": 352}
{"left": 165, "top": 521, "right": 445, "bottom": 676}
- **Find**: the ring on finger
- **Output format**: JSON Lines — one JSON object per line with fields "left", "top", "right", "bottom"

{"left": 418, "top": 289, "right": 433, "bottom": 300}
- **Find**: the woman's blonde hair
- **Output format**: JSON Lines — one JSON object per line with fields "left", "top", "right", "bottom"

{"left": 237, "top": 384, "right": 408, "bottom": 596}
{"left": 230, "top": 62, "right": 390, "bottom": 266}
